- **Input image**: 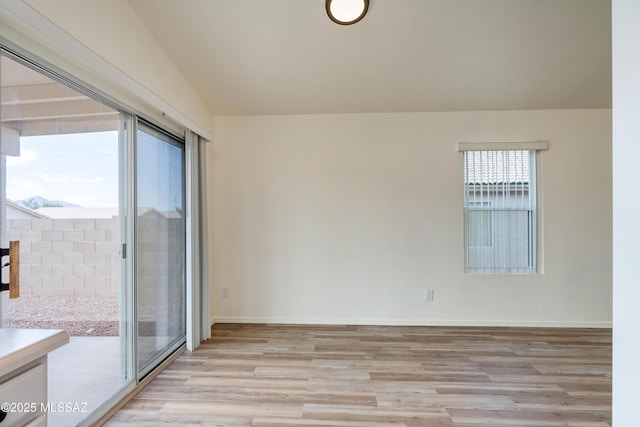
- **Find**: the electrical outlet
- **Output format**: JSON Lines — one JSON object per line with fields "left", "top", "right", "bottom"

{"left": 425, "top": 289, "right": 434, "bottom": 302}
{"left": 222, "top": 288, "right": 229, "bottom": 298}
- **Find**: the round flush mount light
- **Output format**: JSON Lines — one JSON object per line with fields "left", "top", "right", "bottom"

{"left": 326, "top": 0, "right": 369, "bottom": 25}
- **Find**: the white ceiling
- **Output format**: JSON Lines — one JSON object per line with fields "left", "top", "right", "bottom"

{"left": 127, "top": 0, "right": 611, "bottom": 116}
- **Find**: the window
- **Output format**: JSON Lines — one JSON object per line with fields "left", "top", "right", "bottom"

{"left": 467, "top": 201, "right": 493, "bottom": 247}
{"left": 460, "top": 142, "right": 547, "bottom": 273}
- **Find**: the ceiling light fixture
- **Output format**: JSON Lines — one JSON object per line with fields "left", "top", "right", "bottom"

{"left": 326, "top": 0, "right": 369, "bottom": 25}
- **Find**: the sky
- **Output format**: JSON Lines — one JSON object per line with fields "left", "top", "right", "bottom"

{"left": 6, "top": 131, "right": 119, "bottom": 207}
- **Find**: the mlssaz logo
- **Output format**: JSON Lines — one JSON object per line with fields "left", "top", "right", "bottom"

{"left": 41, "top": 402, "right": 89, "bottom": 413}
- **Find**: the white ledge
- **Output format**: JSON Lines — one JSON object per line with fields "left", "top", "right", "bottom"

{"left": 457, "top": 141, "right": 549, "bottom": 152}
{"left": 0, "top": 329, "right": 69, "bottom": 378}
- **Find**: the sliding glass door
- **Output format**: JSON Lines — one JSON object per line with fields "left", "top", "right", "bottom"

{"left": 0, "top": 49, "right": 133, "bottom": 427}
{"left": 1, "top": 48, "right": 189, "bottom": 424}
{"left": 136, "top": 123, "right": 186, "bottom": 375}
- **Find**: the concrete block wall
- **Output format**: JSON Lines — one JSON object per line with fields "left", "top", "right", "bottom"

{"left": 7, "top": 217, "right": 120, "bottom": 298}
{"left": 137, "top": 213, "right": 185, "bottom": 335}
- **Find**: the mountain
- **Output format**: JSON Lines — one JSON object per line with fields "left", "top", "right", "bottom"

{"left": 17, "top": 196, "right": 80, "bottom": 210}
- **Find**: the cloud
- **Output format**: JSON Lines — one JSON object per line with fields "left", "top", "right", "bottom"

{"left": 6, "top": 179, "right": 44, "bottom": 200}
{"left": 6, "top": 149, "right": 38, "bottom": 167}
{"left": 97, "top": 147, "right": 118, "bottom": 156}
{"left": 32, "top": 172, "right": 105, "bottom": 184}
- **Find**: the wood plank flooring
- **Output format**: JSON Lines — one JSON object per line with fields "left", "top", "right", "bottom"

{"left": 106, "top": 324, "right": 611, "bottom": 427}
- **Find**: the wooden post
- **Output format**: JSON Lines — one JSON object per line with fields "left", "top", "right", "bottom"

{"left": 9, "top": 240, "right": 19, "bottom": 299}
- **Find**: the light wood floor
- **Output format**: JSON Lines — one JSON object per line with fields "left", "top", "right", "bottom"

{"left": 106, "top": 324, "right": 611, "bottom": 427}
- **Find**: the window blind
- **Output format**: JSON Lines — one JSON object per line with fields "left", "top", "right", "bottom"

{"left": 462, "top": 149, "right": 539, "bottom": 274}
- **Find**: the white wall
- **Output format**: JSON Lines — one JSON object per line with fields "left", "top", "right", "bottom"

{"left": 612, "top": 0, "right": 639, "bottom": 424}
{"left": 210, "top": 109, "right": 611, "bottom": 327}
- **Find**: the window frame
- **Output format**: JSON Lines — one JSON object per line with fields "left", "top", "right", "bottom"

{"left": 459, "top": 142, "right": 548, "bottom": 274}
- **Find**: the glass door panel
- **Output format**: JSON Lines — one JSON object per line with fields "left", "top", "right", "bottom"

{"left": 136, "top": 123, "right": 185, "bottom": 374}
{"left": 0, "top": 50, "right": 133, "bottom": 426}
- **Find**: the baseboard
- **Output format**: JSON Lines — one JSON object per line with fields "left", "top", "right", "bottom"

{"left": 212, "top": 316, "right": 612, "bottom": 329}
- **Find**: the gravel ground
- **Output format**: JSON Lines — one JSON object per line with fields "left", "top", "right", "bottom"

{"left": 1, "top": 294, "right": 119, "bottom": 336}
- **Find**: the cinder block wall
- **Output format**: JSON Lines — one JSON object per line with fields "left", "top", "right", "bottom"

{"left": 7, "top": 218, "right": 120, "bottom": 297}
{"left": 136, "top": 213, "right": 185, "bottom": 336}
